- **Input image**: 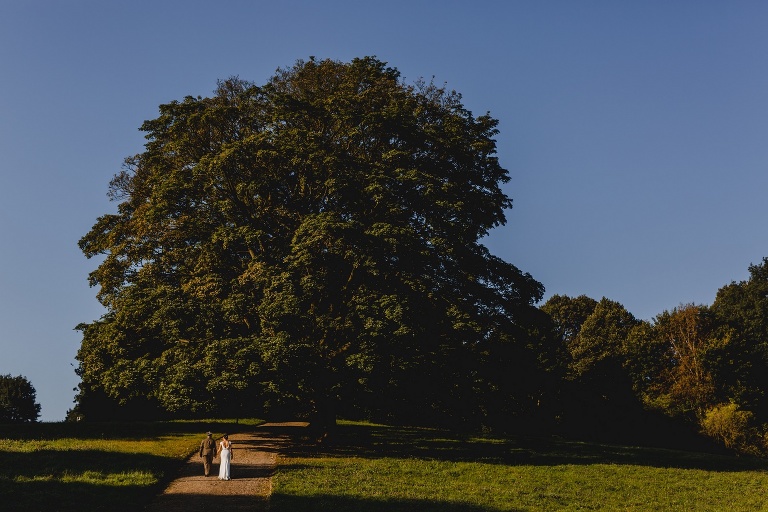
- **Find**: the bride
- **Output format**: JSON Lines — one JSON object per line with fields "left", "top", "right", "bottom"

{"left": 217, "top": 434, "right": 233, "bottom": 480}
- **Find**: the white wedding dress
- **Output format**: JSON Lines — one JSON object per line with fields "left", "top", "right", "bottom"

{"left": 218, "top": 440, "right": 231, "bottom": 480}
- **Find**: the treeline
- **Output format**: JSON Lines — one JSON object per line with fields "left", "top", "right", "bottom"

{"left": 541, "top": 258, "right": 768, "bottom": 455}
{"left": 69, "top": 56, "right": 768, "bottom": 455}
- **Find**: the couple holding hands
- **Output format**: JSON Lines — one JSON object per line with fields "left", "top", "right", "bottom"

{"left": 199, "top": 431, "right": 233, "bottom": 480}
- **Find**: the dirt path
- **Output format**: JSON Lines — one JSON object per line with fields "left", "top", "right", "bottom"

{"left": 145, "top": 422, "right": 308, "bottom": 511}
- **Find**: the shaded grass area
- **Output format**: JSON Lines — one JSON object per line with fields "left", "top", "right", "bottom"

{"left": 271, "top": 421, "right": 768, "bottom": 511}
{"left": 0, "top": 419, "right": 263, "bottom": 512}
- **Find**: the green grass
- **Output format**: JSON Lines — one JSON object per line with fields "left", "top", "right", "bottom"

{"left": 6, "top": 418, "right": 768, "bottom": 511}
{"left": 271, "top": 421, "right": 768, "bottom": 511}
{"left": 0, "top": 418, "right": 263, "bottom": 512}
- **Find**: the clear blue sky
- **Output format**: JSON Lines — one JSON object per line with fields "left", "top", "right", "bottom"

{"left": 2, "top": 1, "right": 767, "bottom": 421}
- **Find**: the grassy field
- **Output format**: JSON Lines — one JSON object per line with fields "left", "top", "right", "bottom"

{"left": 271, "top": 421, "right": 768, "bottom": 512}
{"left": 5, "top": 419, "right": 768, "bottom": 511}
{"left": 0, "top": 419, "right": 263, "bottom": 512}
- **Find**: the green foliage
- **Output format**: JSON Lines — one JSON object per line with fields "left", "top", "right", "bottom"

{"left": 540, "top": 277, "right": 768, "bottom": 455}
{"left": 642, "top": 304, "right": 717, "bottom": 419}
{"left": 709, "top": 257, "right": 768, "bottom": 422}
{"left": 700, "top": 403, "right": 760, "bottom": 455}
{"left": 541, "top": 296, "right": 644, "bottom": 434}
{"left": 540, "top": 294, "right": 597, "bottom": 349}
{"left": 622, "top": 320, "right": 665, "bottom": 395}
{"left": 567, "top": 297, "right": 639, "bottom": 378}
{"left": 0, "top": 374, "right": 41, "bottom": 423}
{"left": 541, "top": 295, "right": 639, "bottom": 381}
{"left": 77, "top": 57, "right": 544, "bottom": 425}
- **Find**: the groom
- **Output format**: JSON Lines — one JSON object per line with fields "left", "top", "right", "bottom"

{"left": 199, "top": 431, "right": 217, "bottom": 476}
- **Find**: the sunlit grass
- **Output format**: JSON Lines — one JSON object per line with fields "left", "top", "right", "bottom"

{"left": 9, "top": 435, "right": 198, "bottom": 454}
{"left": 0, "top": 418, "right": 263, "bottom": 512}
{"left": 14, "top": 469, "right": 156, "bottom": 486}
{"left": 272, "top": 421, "right": 768, "bottom": 511}
{"left": 6, "top": 418, "right": 768, "bottom": 511}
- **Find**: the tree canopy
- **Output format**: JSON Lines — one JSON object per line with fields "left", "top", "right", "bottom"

{"left": 539, "top": 264, "right": 768, "bottom": 453}
{"left": 0, "top": 374, "right": 41, "bottom": 423}
{"left": 73, "top": 57, "right": 768, "bottom": 453}
{"left": 76, "top": 57, "right": 545, "bottom": 426}
{"left": 709, "top": 258, "right": 768, "bottom": 421}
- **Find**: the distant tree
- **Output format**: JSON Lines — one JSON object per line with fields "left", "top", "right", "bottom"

{"left": 709, "top": 258, "right": 768, "bottom": 422}
{"left": 623, "top": 319, "right": 666, "bottom": 398}
{"left": 539, "top": 294, "right": 599, "bottom": 411}
{"left": 541, "top": 294, "right": 598, "bottom": 350}
{"left": 568, "top": 298, "right": 639, "bottom": 379}
{"left": 0, "top": 374, "right": 41, "bottom": 423}
{"left": 76, "top": 57, "right": 544, "bottom": 427}
{"left": 541, "top": 295, "right": 642, "bottom": 434}
{"left": 645, "top": 304, "right": 716, "bottom": 419}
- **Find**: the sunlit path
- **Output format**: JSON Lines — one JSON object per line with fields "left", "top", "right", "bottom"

{"left": 145, "top": 422, "right": 308, "bottom": 511}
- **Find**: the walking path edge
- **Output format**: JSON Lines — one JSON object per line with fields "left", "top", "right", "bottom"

{"left": 144, "top": 421, "right": 308, "bottom": 512}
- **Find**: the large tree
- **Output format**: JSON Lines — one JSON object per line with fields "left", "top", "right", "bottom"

{"left": 77, "top": 57, "right": 544, "bottom": 426}
{"left": 0, "top": 374, "right": 41, "bottom": 423}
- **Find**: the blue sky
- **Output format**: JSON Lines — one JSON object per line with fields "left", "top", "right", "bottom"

{"left": 2, "top": 1, "right": 767, "bottom": 421}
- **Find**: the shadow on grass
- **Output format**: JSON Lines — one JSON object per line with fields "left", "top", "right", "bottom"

{"left": 269, "top": 493, "right": 517, "bottom": 512}
{"left": 0, "top": 450, "right": 177, "bottom": 512}
{"left": 0, "top": 419, "right": 257, "bottom": 441}
{"left": 149, "top": 491, "right": 499, "bottom": 512}
{"left": 4, "top": 448, "right": 173, "bottom": 480}
{"left": 0, "top": 420, "right": 261, "bottom": 512}
{"left": 279, "top": 422, "right": 768, "bottom": 472}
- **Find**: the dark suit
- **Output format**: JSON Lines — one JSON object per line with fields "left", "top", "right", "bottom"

{"left": 199, "top": 435, "right": 217, "bottom": 476}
